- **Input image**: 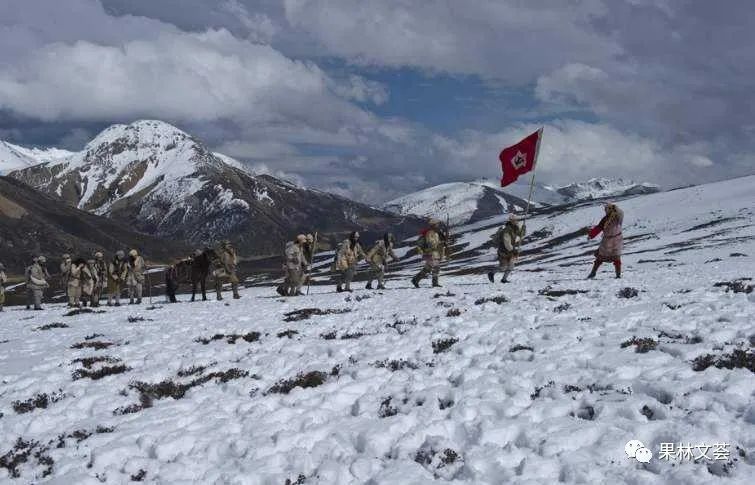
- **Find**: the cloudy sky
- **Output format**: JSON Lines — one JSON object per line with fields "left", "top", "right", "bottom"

{"left": 1, "top": 0, "right": 753, "bottom": 203}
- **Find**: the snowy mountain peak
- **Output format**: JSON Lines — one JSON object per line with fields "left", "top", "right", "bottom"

{"left": 385, "top": 177, "right": 661, "bottom": 226}
{"left": 383, "top": 181, "right": 529, "bottom": 226}
{"left": 85, "top": 120, "right": 193, "bottom": 153}
{"left": 7, "top": 119, "right": 233, "bottom": 214}
{"left": 555, "top": 177, "right": 659, "bottom": 201}
{"left": 8, "top": 120, "right": 420, "bottom": 255}
{"left": 0, "top": 140, "right": 73, "bottom": 174}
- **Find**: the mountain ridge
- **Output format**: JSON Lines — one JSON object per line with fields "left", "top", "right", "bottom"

{"left": 383, "top": 177, "right": 660, "bottom": 225}
{"left": 7, "top": 120, "right": 423, "bottom": 255}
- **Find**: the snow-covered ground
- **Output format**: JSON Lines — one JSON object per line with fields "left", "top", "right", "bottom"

{"left": 1, "top": 177, "right": 753, "bottom": 484}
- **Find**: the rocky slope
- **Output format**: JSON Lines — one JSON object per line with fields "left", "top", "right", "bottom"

{"left": 9, "top": 121, "right": 422, "bottom": 255}
{"left": 0, "top": 176, "right": 186, "bottom": 274}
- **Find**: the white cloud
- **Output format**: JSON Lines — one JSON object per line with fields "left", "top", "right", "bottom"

{"left": 0, "top": 29, "right": 372, "bottom": 129}
{"left": 330, "top": 75, "right": 389, "bottom": 105}
{"left": 427, "top": 120, "right": 719, "bottom": 190}
{"left": 283, "top": 0, "right": 619, "bottom": 82}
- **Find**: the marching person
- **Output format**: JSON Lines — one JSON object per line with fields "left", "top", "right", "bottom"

{"left": 214, "top": 240, "right": 240, "bottom": 300}
{"left": 66, "top": 257, "right": 85, "bottom": 307}
{"left": 108, "top": 250, "right": 128, "bottom": 306}
{"left": 127, "top": 249, "right": 145, "bottom": 304}
{"left": 487, "top": 214, "right": 526, "bottom": 283}
{"left": 587, "top": 202, "right": 624, "bottom": 279}
{"left": 0, "top": 263, "right": 7, "bottom": 312}
{"left": 335, "top": 231, "right": 366, "bottom": 293}
{"left": 411, "top": 218, "right": 447, "bottom": 288}
{"left": 60, "top": 254, "right": 72, "bottom": 304}
{"left": 365, "top": 233, "right": 397, "bottom": 290}
{"left": 80, "top": 259, "right": 96, "bottom": 307}
{"left": 278, "top": 234, "right": 307, "bottom": 296}
{"left": 27, "top": 256, "right": 49, "bottom": 310}
{"left": 91, "top": 252, "right": 108, "bottom": 307}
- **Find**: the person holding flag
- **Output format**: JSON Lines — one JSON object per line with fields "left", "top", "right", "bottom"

{"left": 492, "top": 127, "right": 543, "bottom": 278}
{"left": 488, "top": 214, "right": 526, "bottom": 283}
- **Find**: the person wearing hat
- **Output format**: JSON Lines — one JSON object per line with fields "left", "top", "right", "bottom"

{"left": 488, "top": 214, "right": 527, "bottom": 284}
{"left": 365, "top": 233, "right": 398, "bottom": 290}
{"left": 411, "top": 218, "right": 447, "bottom": 288}
{"left": 26, "top": 256, "right": 49, "bottom": 310}
{"left": 214, "top": 240, "right": 240, "bottom": 300}
{"left": 60, "top": 253, "right": 72, "bottom": 304}
{"left": 91, "top": 252, "right": 108, "bottom": 307}
{"left": 587, "top": 202, "right": 624, "bottom": 279}
{"left": 79, "top": 258, "right": 96, "bottom": 307}
{"left": 108, "top": 250, "right": 129, "bottom": 306}
{"left": 334, "top": 231, "right": 366, "bottom": 292}
{"left": 66, "top": 257, "right": 86, "bottom": 307}
{"left": 301, "top": 233, "right": 316, "bottom": 288}
{"left": 0, "top": 262, "right": 7, "bottom": 311}
{"left": 126, "top": 249, "right": 145, "bottom": 304}
{"left": 278, "top": 234, "right": 307, "bottom": 296}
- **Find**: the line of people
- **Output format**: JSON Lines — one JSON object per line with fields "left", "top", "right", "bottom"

{"left": 18, "top": 240, "right": 241, "bottom": 310}
{"left": 311, "top": 202, "right": 622, "bottom": 293}
{"left": 4, "top": 204, "right": 623, "bottom": 309}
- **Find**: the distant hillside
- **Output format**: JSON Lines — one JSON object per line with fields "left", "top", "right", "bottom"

{"left": 0, "top": 176, "right": 187, "bottom": 274}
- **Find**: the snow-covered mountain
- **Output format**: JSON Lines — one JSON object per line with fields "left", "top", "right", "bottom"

{"left": 8, "top": 120, "right": 421, "bottom": 255}
{"left": 382, "top": 181, "right": 531, "bottom": 226}
{"left": 1, "top": 175, "right": 752, "bottom": 483}
{"left": 553, "top": 177, "right": 659, "bottom": 201}
{"left": 384, "top": 177, "right": 660, "bottom": 225}
{"left": 0, "top": 140, "right": 73, "bottom": 174}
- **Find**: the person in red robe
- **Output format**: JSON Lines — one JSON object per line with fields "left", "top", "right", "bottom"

{"left": 587, "top": 203, "right": 624, "bottom": 279}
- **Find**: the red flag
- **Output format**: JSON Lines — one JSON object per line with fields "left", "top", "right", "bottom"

{"left": 499, "top": 128, "right": 542, "bottom": 187}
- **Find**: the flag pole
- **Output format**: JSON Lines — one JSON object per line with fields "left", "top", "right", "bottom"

{"left": 522, "top": 127, "right": 544, "bottom": 222}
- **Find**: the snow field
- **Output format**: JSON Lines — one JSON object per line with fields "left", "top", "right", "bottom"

{"left": 1, "top": 254, "right": 753, "bottom": 483}
{"left": 1, "top": 176, "right": 753, "bottom": 483}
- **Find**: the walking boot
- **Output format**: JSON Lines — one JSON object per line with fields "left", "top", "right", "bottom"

{"left": 432, "top": 278, "right": 442, "bottom": 288}
{"left": 276, "top": 286, "right": 286, "bottom": 297}
{"left": 487, "top": 271, "right": 494, "bottom": 283}
{"left": 587, "top": 260, "right": 600, "bottom": 279}
{"left": 411, "top": 277, "right": 420, "bottom": 288}
{"left": 336, "top": 284, "right": 343, "bottom": 293}
{"left": 377, "top": 283, "right": 386, "bottom": 290}
{"left": 365, "top": 282, "right": 372, "bottom": 290}
{"left": 501, "top": 276, "right": 508, "bottom": 283}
